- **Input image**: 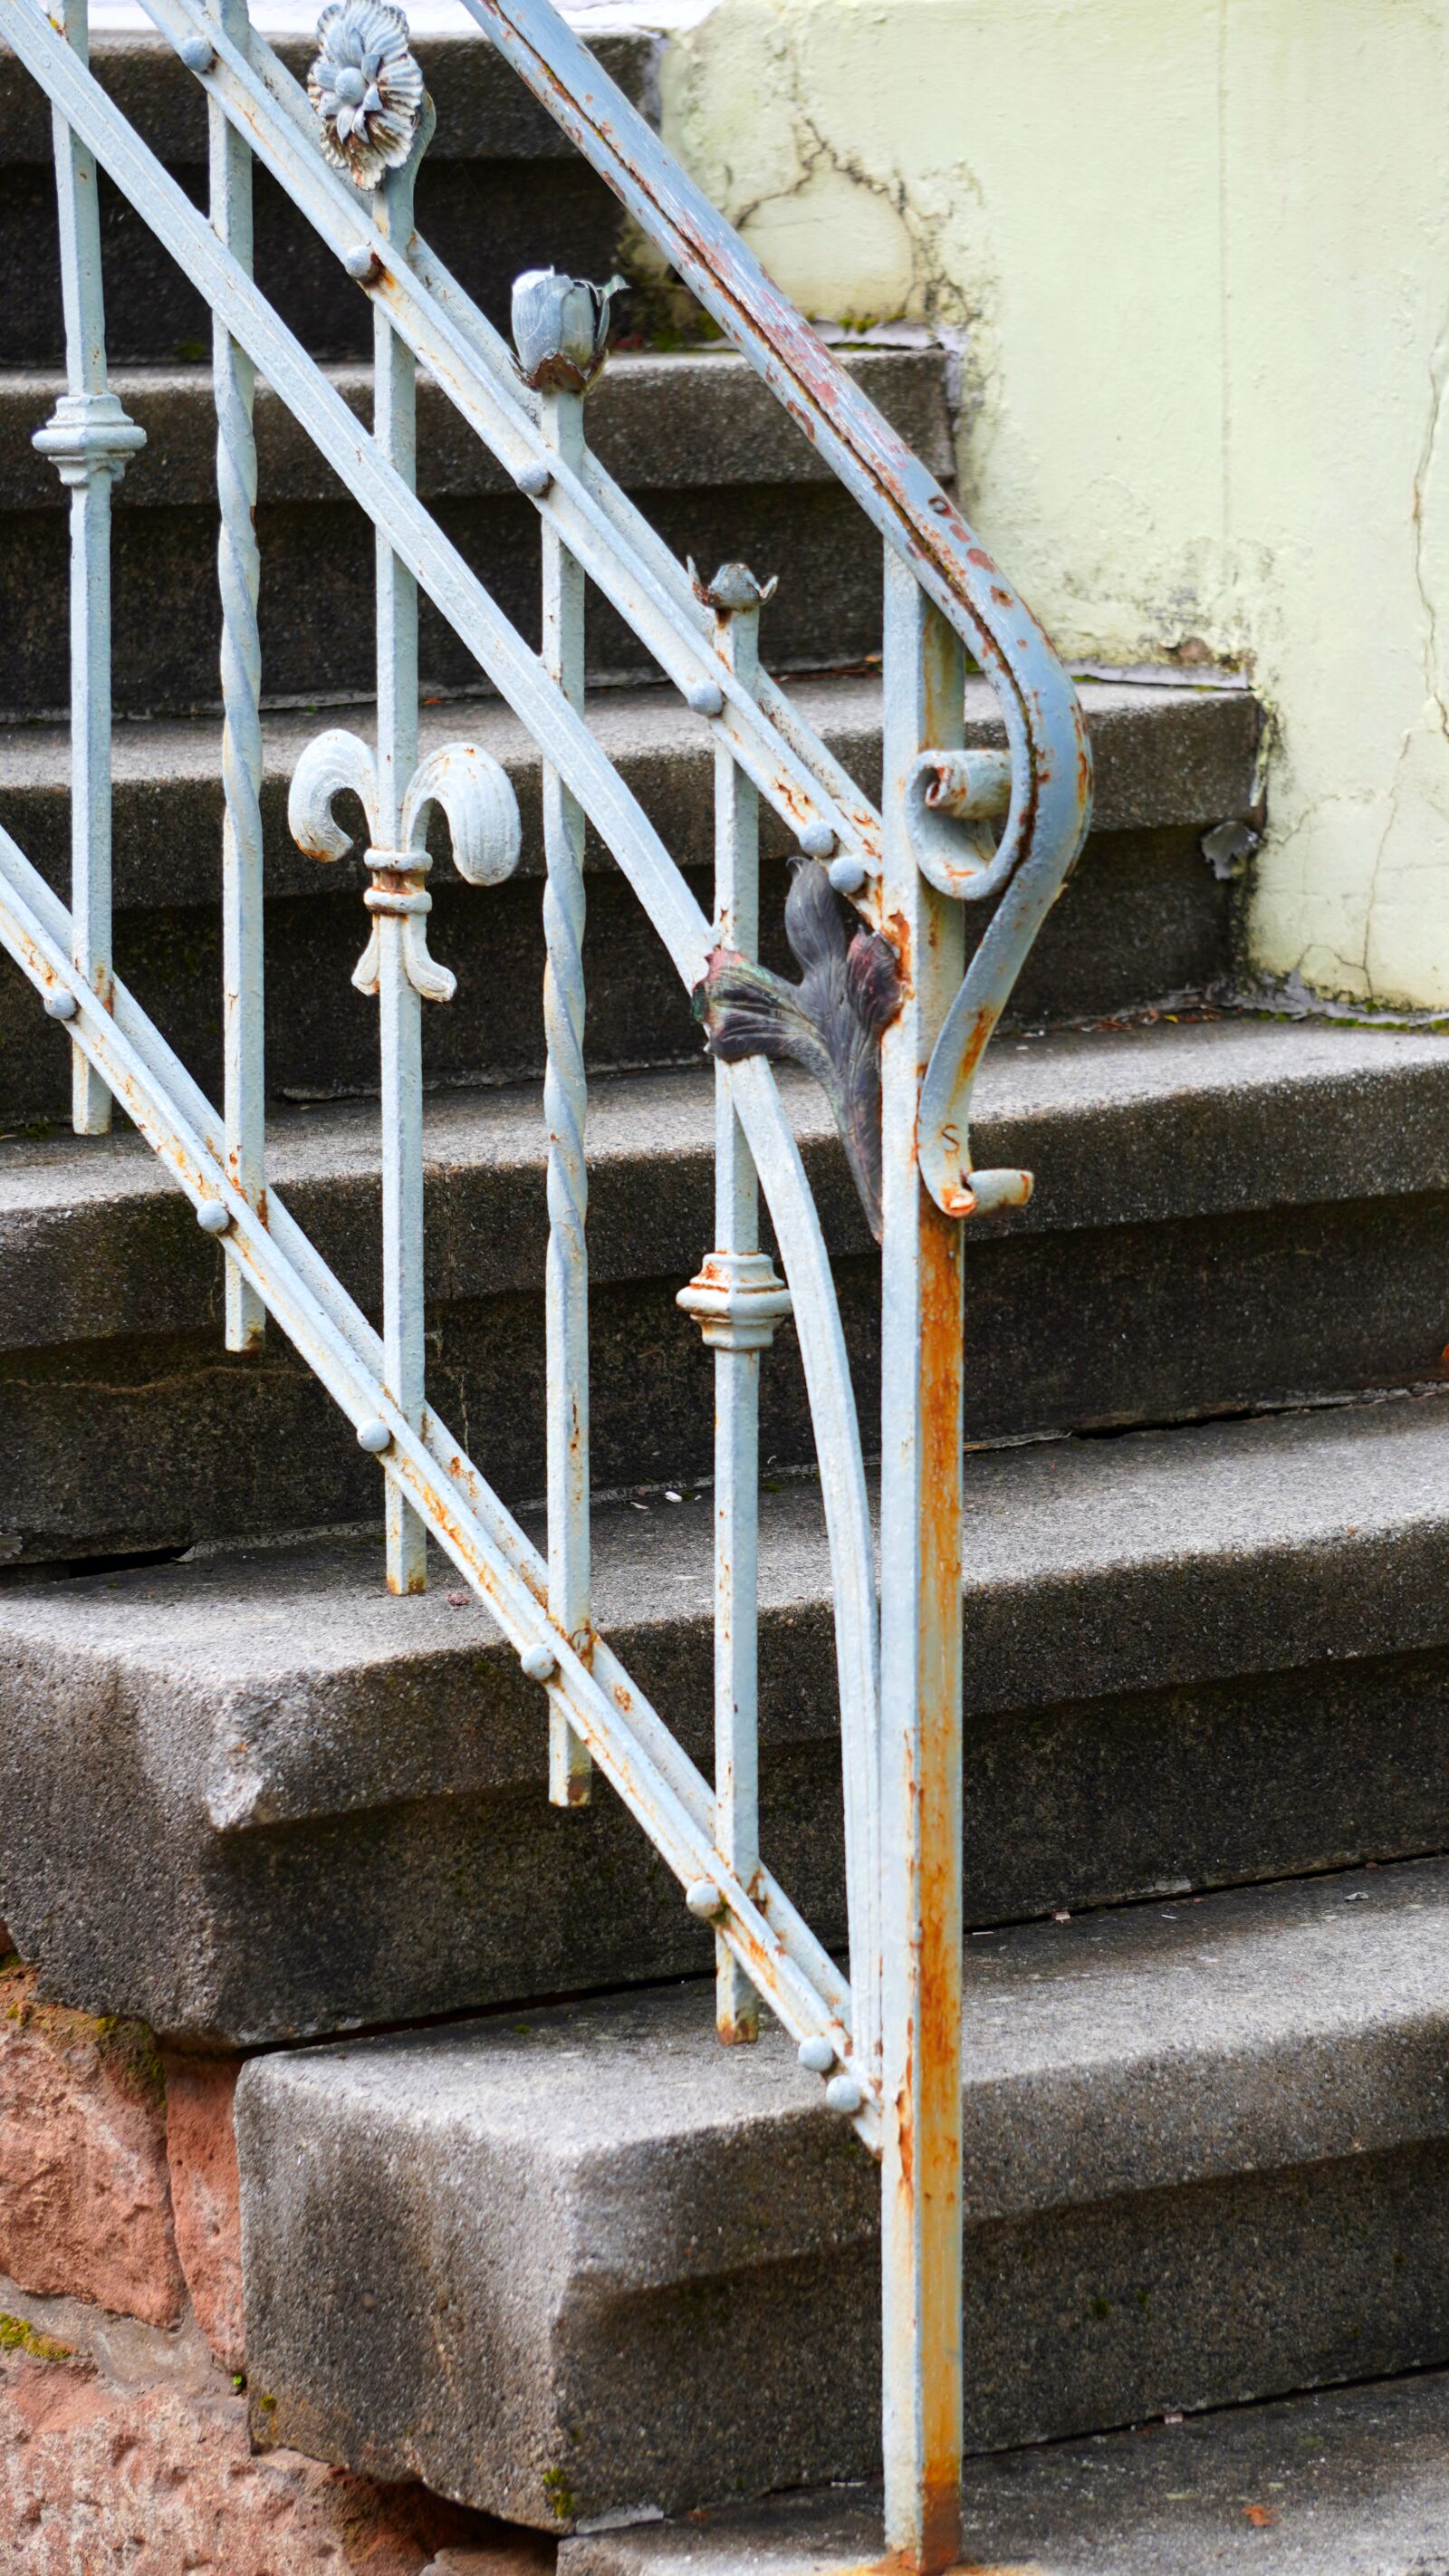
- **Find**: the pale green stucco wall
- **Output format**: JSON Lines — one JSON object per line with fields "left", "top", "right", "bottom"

{"left": 655, "top": 0, "right": 1449, "bottom": 1007}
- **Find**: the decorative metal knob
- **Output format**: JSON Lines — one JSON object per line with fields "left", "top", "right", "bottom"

{"left": 511, "top": 268, "right": 625, "bottom": 395}
{"left": 677, "top": 1252, "right": 792, "bottom": 1353}
{"left": 308, "top": 0, "right": 423, "bottom": 190}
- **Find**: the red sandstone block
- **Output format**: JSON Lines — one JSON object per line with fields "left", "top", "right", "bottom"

{"left": 163, "top": 2052, "right": 245, "bottom": 2372}
{"left": 0, "top": 1964, "right": 184, "bottom": 2328}
{"left": 0, "top": 2343, "right": 490, "bottom": 2574}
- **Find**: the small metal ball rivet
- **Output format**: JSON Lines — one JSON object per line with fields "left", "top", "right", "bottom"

{"left": 686, "top": 681, "right": 724, "bottom": 718}
{"left": 685, "top": 1878, "right": 723, "bottom": 1920}
{"left": 827, "top": 854, "right": 868, "bottom": 897}
{"left": 521, "top": 1641, "right": 557, "bottom": 1683}
{"left": 515, "top": 461, "right": 552, "bottom": 499}
{"left": 342, "top": 244, "right": 377, "bottom": 282}
{"left": 800, "top": 822, "right": 837, "bottom": 860}
{"left": 197, "top": 1202, "right": 230, "bottom": 1235}
{"left": 798, "top": 2034, "right": 834, "bottom": 2075}
{"left": 178, "top": 34, "right": 215, "bottom": 71}
{"left": 356, "top": 1417, "right": 391, "bottom": 1454}
{"left": 43, "top": 990, "right": 78, "bottom": 1021}
{"left": 825, "top": 2071, "right": 864, "bottom": 2116}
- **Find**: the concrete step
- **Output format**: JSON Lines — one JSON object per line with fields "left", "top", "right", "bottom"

{"left": 0, "top": 672, "right": 1257, "bottom": 1118}
{"left": 0, "top": 26, "right": 656, "bottom": 365}
{"left": 0, "top": 1018, "right": 1444, "bottom": 1560}
{"left": 5, "top": 1388, "right": 1449, "bottom": 2040}
{"left": 0, "top": 347, "right": 951, "bottom": 712}
{"left": 559, "top": 2368, "right": 1449, "bottom": 2576}
{"left": 235, "top": 1856, "right": 1449, "bottom": 2525}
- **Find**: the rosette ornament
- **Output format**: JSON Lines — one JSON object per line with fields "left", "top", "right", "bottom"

{"left": 308, "top": 0, "right": 423, "bottom": 190}
{"left": 512, "top": 268, "right": 626, "bottom": 394}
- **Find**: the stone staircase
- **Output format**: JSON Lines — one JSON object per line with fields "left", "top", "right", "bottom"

{"left": 3, "top": 16, "right": 1449, "bottom": 2570}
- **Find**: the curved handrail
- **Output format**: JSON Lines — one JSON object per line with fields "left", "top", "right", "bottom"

{"left": 461, "top": 0, "right": 1094, "bottom": 1209}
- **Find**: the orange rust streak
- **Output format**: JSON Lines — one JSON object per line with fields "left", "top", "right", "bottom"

{"left": 915, "top": 1187, "right": 965, "bottom": 2563}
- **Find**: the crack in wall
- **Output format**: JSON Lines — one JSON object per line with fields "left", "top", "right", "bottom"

{"left": 1352, "top": 290, "right": 1449, "bottom": 994}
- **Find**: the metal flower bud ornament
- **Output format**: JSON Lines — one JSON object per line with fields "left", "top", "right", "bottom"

{"left": 308, "top": 0, "right": 423, "bottom": 190}
{"left": 511, "top": 268, "right": 626, "bottom": 394}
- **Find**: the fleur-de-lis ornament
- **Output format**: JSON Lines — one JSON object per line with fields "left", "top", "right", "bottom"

{"left": 308, "top": 0, "right": 423, "bottom": 189}
{"left": 287, "top": 729, "right": 522, "bottom": 998}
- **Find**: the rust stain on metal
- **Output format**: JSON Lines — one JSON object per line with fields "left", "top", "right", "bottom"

{"left": 842, "top": 2561, "right": 1046, "bottom": 2576}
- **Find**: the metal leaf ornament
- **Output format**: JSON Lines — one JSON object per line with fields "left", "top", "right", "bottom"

{"left": 309, "top": 0, "right": 423, "bottom": 189}
{"left": 694, "top": 860, "right": 902, "bottom": 1242}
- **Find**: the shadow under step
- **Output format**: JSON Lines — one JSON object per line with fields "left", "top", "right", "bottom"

{"left": 237, "top": 1855, "right": 1449, "bottom": 2525}
{"left": 5, "top": 1389, "right": 1449, "bottom": 2039}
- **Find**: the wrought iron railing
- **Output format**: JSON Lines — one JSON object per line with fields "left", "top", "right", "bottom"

{"left": 0, "top": 0, "right": 1091, "bottom": 2559}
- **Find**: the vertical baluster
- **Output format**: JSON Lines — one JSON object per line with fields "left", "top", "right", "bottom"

{"left": 207, "top": 0, "right": 265, "bottom": 1349}
{"left": 679, "top": 565, "right": 791, "bottom": 2043}
{"left": 509, "top": 267, "right": 625, "bottom": 1802}
{"left": 539, "top": 376, "right": 592, "bottom": 1802}
{"left": 370, "top": 103, "right": 435, "bottom": 1595}
{"left": 877, "top": 550, "right": 966, "bottom": 2574}
{"left": 33, "top": 0, "right": 143, "bottom": 1133}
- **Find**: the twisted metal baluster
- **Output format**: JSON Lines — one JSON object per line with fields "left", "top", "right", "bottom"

{"left": 540, "top": 378, "right": 591, "bottom": 1801}
{"left": 372, "top": 93, "right": 436, "bottom": 1594}
{"left": 679, "top": 564, "right": 791, "bottom": 2045}
{"left": 33, "top": 0, "right": 144, "bottom": 1136}
{"left": 207, "top": 0, "right": 265, "bottom": 1349}
{"left": 512, "top": 270, "right": 622, "bottom": 1803}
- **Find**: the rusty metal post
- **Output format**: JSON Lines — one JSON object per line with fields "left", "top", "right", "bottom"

{"left": 878, "top": 545, "right": 965, "bottom": 2574}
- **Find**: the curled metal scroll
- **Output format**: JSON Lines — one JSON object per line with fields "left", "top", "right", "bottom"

{"left": 907, "top": 739, "right": 1092, "bottom": 1219}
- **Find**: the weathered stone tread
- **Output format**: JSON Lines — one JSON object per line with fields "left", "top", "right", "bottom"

{"left": 0, "top": 670, "right": 1260, "bottom": 908}
{"left": 0, "top": 1017, "right": 1444, "bottom": 1354}
{"left": 561, "top": 2367, "right": 1449, "bottom": 2576}
{"left": 236, "top": 1855, "right": 1449, "bottom": 2523}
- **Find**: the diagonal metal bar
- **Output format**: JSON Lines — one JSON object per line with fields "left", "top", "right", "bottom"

{"left": 106, "top": 0, "right": 888, "bottom": 890}
{"left": 454, "top": 0, "right": 1094, "bottom": 1202}
{"left": 456, "top": 0, "right": 1089, "bottom": 874}
{"left": 0, "top": 0, "right": 879, "bottom": 2091}
{"left": 0, "top": 803, "right": 871, "bottom": 2139}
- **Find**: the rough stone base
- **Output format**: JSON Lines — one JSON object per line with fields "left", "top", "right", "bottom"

{"left": 0, "top": 1959, "right": 183, "bottom": 2327}
{"left": 0, "top": 2295, "right": 539, "bottom": 2576}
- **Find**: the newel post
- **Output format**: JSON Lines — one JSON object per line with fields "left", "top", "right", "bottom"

{"left": 877, "top": 547, "right": 967, "bottom": 2574}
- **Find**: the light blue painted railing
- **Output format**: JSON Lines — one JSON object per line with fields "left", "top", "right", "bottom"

{"left": 0, "top": 0, "right": 1092, "bottom": 2558}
